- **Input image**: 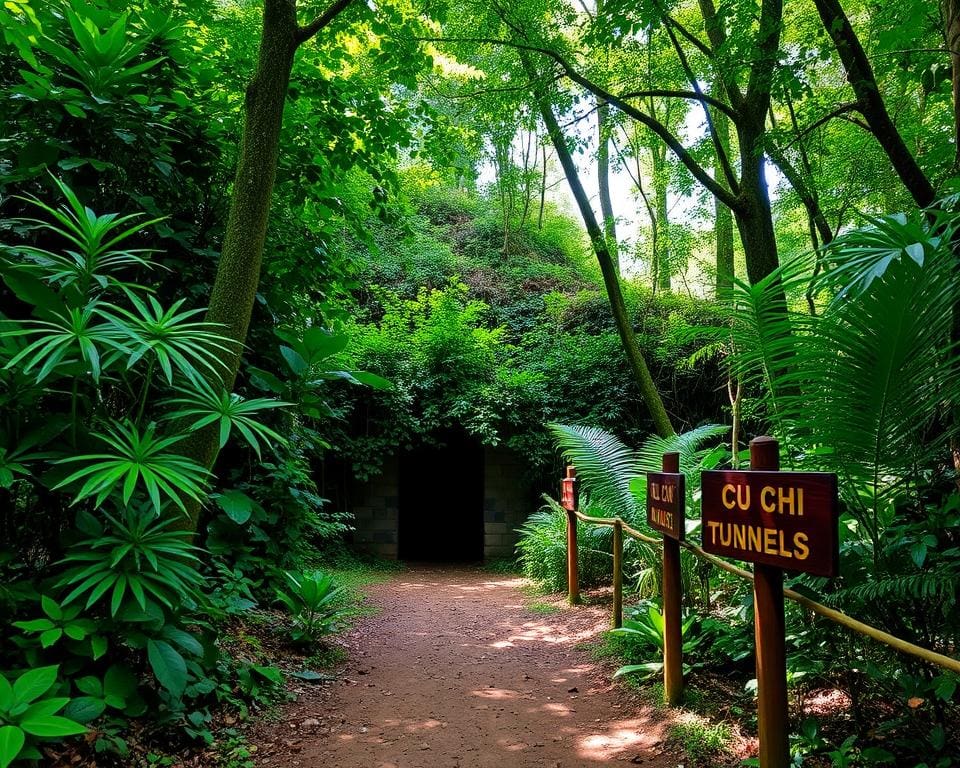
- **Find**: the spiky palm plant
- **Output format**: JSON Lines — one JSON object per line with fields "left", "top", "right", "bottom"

{"left": 719, "top": 209, "right": 960, "bottom": 565}
{"left": 544, "top": 422, "right": 728, "bottom": 597}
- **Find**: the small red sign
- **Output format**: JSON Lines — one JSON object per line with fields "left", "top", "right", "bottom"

{"left": 561, "top": 468, "right": 578, "bottom": 512}
{"left": 700, "top": 470, "right": 839, "bottom": 577}
{"left": 646, "top": 472, "right": 685, "bottom": 540}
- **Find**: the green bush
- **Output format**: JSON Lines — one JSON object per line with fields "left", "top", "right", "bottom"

{"left": 516, "top": 500, "right": 612, "bottom": 593}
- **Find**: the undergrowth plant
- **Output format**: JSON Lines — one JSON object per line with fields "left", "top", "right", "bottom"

{"left": 0, "top": 178, "right": 295, "bottom": 759}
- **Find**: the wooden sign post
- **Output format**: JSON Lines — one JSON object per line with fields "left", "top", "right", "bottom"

{"left": 561, "top": 466, "right": 580, "bottom": 605}
{"left": 647, "top": 452, "right": 685, "bottom": 705}
{"left": 701, "top": 437, "right": 839, "bottom": 768}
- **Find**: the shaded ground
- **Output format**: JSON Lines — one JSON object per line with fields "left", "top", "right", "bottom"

{"left": 251, "top": 566, "right": 683, "bottom": 767}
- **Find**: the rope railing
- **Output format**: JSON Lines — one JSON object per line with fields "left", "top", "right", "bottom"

{"left": 565, "top": 491, "right": 960, "bottom": 676}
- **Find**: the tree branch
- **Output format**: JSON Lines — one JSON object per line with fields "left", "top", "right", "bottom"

{"left": 663, "top": 12, "right": 714, "bottom": 60}
{"left": 697, "top": 0, "right": 744, "bottom": 110}
{"left": 780, "top": 101, "right": 864, "bottom": 149}
{"left": 812, "top": 0, "right": 935, "bottom": 207}
{"left": 618, "top": 89, "right": 737, "bottom": 121}
{"left": 656, "top": 14, "right": 740, "bottom": 191}
{"left": 421, "top": 35, "right": 743, "bottom": 211}
{"left": 296, "top": 0, "right": 355, "bottom": 45}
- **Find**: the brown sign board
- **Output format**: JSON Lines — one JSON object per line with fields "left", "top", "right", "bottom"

{"left": 646, "top": 472, "right": 685, "bottom": 540}
{"left": 700, "top": 470, "right": 839, "bottom": 577}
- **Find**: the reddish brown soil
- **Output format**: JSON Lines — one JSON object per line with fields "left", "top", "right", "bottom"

{"left": 252, "top": 566, "right": 682, "bottom": 767}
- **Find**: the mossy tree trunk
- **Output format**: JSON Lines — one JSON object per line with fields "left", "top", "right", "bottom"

{"left": 713, "top": 106, "right": 734, "bottom": 295}
{"left": 179, "top": 0, "right": 354, "bottom": 531}
{"left": 597, "top": 98, "right": 619, "bottom": 272}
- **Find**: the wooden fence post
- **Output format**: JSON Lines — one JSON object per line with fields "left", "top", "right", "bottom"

{"left": 661, "top": 451, "right": 684, "bottom": 706}
{"left": 750, "top": 437, "right": 790, "bottom": 768}
{"left": 612, "top": 519, "right": 623, "bottom": 628}
{"left": 563, "top": 466, "right": 580, "bottom": 605}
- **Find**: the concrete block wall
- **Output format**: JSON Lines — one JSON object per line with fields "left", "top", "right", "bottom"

{"left": 350, "top": 455, "right": 400, "bottom": 558}
{"left": 350, "top": 445, "right": 532, "bottom": 561}
{"left": 483, "top": 445, "right": 531, "bottom": 560}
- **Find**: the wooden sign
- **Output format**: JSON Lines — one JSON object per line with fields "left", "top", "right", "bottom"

{"left": 561, "top": 466, "right": 578, "bottom": 512}
{"left": 701, "top": 470, "right": 839, "bottom": 577}
{"left": 646, "top": 472, "right": 685, "bottom": 540}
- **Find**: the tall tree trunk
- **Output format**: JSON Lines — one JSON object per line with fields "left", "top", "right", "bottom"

{"left": 523, "top": 55, "right": 675, "bottom": 438}
{"left": 538, "top": 143, "right": 547, "bottom": 229}
{"left": 597, "top": 98, "right": 619, "bottom": 272}
{"left": 207, "top": 0, "right": 298, "bottom": 391}
{"left": 520, "top": 129, "right": 534, "bottom": 227}
{"left": 734, "top": 128, "right": 782, "bottom": 294}
{"left": 177, "top": 0, "right": 353, "bottom": 531}
{"left": 713, "top": 108, "right": 735, "bottom": 295}
{"left": 812, "top": 0, "right": 935, "bottom": 207}
{"left": 651, "top": 146, "right": 671, "bottom": 293}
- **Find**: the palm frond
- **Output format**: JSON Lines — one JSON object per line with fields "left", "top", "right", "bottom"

{"left": 723, "top": 260, "right": 813, "bottom": 437}
{"left": 547, "top": 423, "right": 641, "bottom": 522}
{"left": 635, "top": 424, "right": 729, "bottom": 475}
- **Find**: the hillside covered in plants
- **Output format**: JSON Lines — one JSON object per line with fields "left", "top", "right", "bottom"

{"left": 0, "top": 0, "right": 958, "bottom": 766}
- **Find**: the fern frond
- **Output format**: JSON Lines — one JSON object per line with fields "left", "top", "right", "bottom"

{"left": 636, "top": 424, "right": 729, "bottom": 475}
{"left": 547, "top": 423, "right": 642, "bottom": 522}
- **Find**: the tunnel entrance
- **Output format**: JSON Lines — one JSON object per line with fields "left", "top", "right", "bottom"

{"left": 398, "top": 430, "right": 484, "bottom": 561}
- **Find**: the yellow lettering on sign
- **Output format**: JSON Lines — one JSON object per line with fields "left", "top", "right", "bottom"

{"left": 794, "top": 532, "right": 809, "bottom": 560}
{"left": 707, "top": 520, "right": 721, "bottom": 544}
{"left": 760, "top": 486, "right": 776, "bottom": 513}
{"left": 707, "top": 522, "right": 813, "bottom": 560}
{"left": 722, "top": 484, "right": 736, "bottom": 510}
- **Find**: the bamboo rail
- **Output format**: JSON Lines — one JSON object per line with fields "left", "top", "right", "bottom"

{"left": 569, "top": 510, "right": 960, "bottom": 675}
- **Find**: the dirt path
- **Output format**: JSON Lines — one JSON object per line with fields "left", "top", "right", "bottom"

{"left": 253, "top": 567, "right": 681, "bottom": 767}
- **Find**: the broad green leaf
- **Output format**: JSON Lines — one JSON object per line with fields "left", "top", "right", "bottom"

{"left": 147, "top": 639, "right": 187, "bottom": 699}
{"left": 215, "top": 489, "right": 254, "bottom": 524}
{"left": 62, "top": 697, "right": 106, "bottom": 724}
{"left": 12, "top": 666, "right": 58, "bottom": 705}
{"left": 348, "top": 371, "right": 393, "bottom": 390}
{"left": 0, "top": 725, "right": 25, "bottom": 768}
{"left": 19, "top": 715, "right": 86, "bottom": 737}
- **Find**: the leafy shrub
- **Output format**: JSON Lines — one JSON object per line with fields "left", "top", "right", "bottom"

{"left": 275, "top": 571, "right": 347, "bottom": 645}
{"left": 516, "top": 500, "right": 612, "bottom": 593}
{"left": 0, "top": 666, "right": 85, "bottom": 767}
{"left": 0, "top": 180, "right": 294, "bottom": 755}
{"left": 611, "top": 601, "right": 708, "bottom": 680}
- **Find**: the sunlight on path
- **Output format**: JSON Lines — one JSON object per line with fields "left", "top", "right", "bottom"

{"left": 254, "top": 567, "right": 679, "bottom": 767}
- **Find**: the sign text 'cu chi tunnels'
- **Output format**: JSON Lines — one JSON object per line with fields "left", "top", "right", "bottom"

{"left": 700, "top": 470, "right": 839, "bottom": 577}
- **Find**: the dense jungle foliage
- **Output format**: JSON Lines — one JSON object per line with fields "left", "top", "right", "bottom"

{"left": 0, "top": 0, "right": 958, "bottom": 765}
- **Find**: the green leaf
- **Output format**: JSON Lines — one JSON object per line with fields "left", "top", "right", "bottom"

{"left": 19, "top": 697, "right": 69, "bottom": 719}
{"left": 348, "top": 370, "right": 393, "bottom": 390}
{"left": 40, "top": 628, "right": 63, "bottom": 648}
{"left": 12, "top": 666, "right": 58, "bottom": 705}
{"left": 40, "top": 595, "right": 62, "bottom": 620}
{"left": 910, "top": 541, "right": 928, "bottom": 568}
{"left": 215, "top": 489, "right": 255, "bottom": 524}
{"left": 279, "top": 346, "right": 308, "bottom": 376}
{"left": 613, "top": 662, "right": 663, "bottom": 678}
{"left": 62, "top": 697, "right": 106, "bottom": 724}
{"left": 103, "top": 665, "right": 137, "bottom": 703}
{"left": 146, "top": 639, "right": 187, "bottom": 699}
{"left": 12, "top": 619, "right": 55, "bottom": 632}
{"left": 0, "top": 725, "right": 25, "bottom": 768}
{"left": 90, "top": 635, "right": 108, "bottom": 660}
{"left": 19, "top": 715, "right": 86, "bottom": 737}
{"left": 75, "top": 677, "right": 102, "bottom": 697}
